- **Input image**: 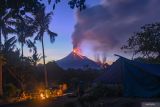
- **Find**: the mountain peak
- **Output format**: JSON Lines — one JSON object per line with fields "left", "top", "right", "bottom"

{"left": 70, "top": 51, "right": 85, "bottom": 60}
{"left": 56, "top": 52, "right": 100, "bottom": 70}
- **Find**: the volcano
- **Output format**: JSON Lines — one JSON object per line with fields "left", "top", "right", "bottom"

{"left": 56, "top": 51, "right": 100, "bottom": 70}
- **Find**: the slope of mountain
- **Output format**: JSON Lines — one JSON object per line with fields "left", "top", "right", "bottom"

{"left": 56, "top": 52, "right": 100, "bottom": 70}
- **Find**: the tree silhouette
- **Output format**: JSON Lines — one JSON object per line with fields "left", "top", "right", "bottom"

{"left": 2, "top": 36, "right": 17, "bottom": 54}
{"left": 50, "top": 0, "right": 86, "bottom": 11}
{"left": 0, "top": 11, "right": 15, "bottom": 51}
{"left": 30, "top": 47, "right": 43, "bottom": 66}
{"left": 0, "top": 37, "right": 17, "bottom": 96}
{"left": 15, "top": 15, "right": 36, "bottom": 59}
{"left": 122, "top": 23, "right": 160, "bottom": 62}
{"left": 34, "top": 7, "right": 57, "bottom": 88}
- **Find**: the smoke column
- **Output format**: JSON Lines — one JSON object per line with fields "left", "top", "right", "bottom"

{"left": 72, "top": 0, "right": 160, "bottom": 57}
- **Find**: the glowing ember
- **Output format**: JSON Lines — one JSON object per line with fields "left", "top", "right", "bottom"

{"left": 73, "top": 48, "right": 81, "bottom": 55}
{"left": 40, "top": 93, "right": 45, "bottom": 100}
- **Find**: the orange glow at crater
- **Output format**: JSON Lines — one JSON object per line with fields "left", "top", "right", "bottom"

{"left": 73, "top": 48, "right": 81, "bottom": 55}
{"left": 73, "top": 48, "right": 84, "bottom": 59}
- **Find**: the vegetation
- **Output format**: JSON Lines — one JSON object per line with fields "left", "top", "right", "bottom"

{"left": 0, "top": 0, "right": 87, "bottom": 98}
{"left": 122, "top": 23, "right": 160, "bottom": 63}
{"left": 34, "top": 7, "right": 57, "bottom": 88}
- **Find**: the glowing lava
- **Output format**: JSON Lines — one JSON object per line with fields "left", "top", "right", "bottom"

{"left": 73, "top": 48, "right": 81, "bottom": 55}
{"left": 73, "top": 48, "right": 84, "bottom": 59}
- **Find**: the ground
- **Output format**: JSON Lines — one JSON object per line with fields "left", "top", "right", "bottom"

{"left": 0, "top": 96, "right": 160, "bottom": 107}
{"left": 0, "top": 96, "right": 76, "bottom": 107}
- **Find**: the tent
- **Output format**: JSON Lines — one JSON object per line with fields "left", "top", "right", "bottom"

{"left": 95, "top": 58, "right": 123, "bottom": 84}
{"left": 95, "top": 57, "right": 160, "bottom": 97}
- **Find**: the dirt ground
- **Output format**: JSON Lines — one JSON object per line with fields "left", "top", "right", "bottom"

{"left": 0, "top": 96, "right": 160, "bottom": 107}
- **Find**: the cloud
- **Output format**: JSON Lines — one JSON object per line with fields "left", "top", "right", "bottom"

{"left": 72, "top": 0, "right": 160, "bottom": 54}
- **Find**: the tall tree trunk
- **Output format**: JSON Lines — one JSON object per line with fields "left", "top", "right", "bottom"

{"left": 21, "top": 43, "right": 24, "bottom": 60}
{"left": 0, "top": 55, "right": 3, "bottom": 96}
{"left": 0, "top": 28, "right": 3, "bottom": 96}
{"left": 0, "top": 29, "right": 2, "bottom": 51}
{"left": 42, "top": 36, "right": 48, "bottom": 88}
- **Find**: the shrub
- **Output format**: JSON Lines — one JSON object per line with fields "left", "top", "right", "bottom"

{"left": 4, "top": 83, "right": 20, "bottom": 97}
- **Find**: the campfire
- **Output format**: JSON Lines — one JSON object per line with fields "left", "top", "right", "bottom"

{"left": 17, "top": 83, "right": 67, "bottom": 101}
{"left": 38, "top": 83, "right": 67, "bottom": 100}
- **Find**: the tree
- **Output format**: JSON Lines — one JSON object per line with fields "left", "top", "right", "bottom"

{"left": 15, "top": 15, "right": 36, "bottom": 59}
{"left": 2, "top": 45, "right": 38, "bottom": 92}
{"left": 0, "top": 37, "right": 16, "bottom": 96}
{"left": 2, "top": 36, "right": 17, "bottom": 54}
{"left": 0, "top": 11, "right": 15, "bottom": 51}
{"left": 0, "top": 54, "right": 6, "bottom": 96}
{"left": 50, "top": 0, "right": 86, "bottom": 11}
{"left": 29, "top": 47, "right": 43, "bottom": 66}
{"left": 122, "top": 23, "right": 160, "bottom": 62}
{"left": 0, "top": 0, "right": 86, "bottom": 94}
{"left": 34, "top": 7, "right": 57, "bottom": 88}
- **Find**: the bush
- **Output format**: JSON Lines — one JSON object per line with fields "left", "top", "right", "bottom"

{"left": 4, "top": 83, "right": 20, "bottom": 97}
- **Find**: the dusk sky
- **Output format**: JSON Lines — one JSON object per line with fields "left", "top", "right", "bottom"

{"left": 23, "top": 0, "right": 160, "bottom": 64}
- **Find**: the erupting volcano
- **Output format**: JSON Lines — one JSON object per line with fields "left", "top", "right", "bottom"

{"left": 56, "top": 48, "right": 100, "bottom": 70}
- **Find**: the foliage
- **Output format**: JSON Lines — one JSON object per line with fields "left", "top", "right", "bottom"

{"left": 122, "top": 23, "right": 160, "bottom": 63}
{"left": 34, "top": 7, "right": 57, "bottom": 87}
{"left": 134, "top": 57, "right": 160, "bottom": 64}
{"left": 0, "top": 0, "right": 87, "bottom": 96}
{"left": 2, "top": 36, "right": 17, "bottom": 53}
{"left": 50, "top": 0, "right": 86, "bottom": 11}
{"left": 0, "top": 10, "right": 15, "bottom": 48}
{"left": 34, "top": 7, "right": 57, "bottom": 43}
{"left": 0, "top": 0, "right": 43, "bottom": 16}
{"left": 4, "top": 83, "right": 20, "bottom": 97}
{"left": 29, "top": 47, "right": 43, "bottom": 66}
{"left": 1, "top": 38, "right": 38, "bottom": 92}
{"left": 14, "top": 15, "right": 36, "bottom": 58}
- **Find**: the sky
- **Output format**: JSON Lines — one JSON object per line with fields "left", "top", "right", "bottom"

{"left": 24, "top": 0, "right": 160, "bottom": 64}
{"left": 24, "top": 0, "right": 101, "bottom": 63}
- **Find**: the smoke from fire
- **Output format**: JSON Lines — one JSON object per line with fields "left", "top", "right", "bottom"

{"left": 71, "top": 0, "right": 160, "bottom": 60}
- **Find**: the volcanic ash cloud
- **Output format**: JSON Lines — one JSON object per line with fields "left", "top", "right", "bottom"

{"left": 71, "top": 0, "right": 160, "bottom": 54}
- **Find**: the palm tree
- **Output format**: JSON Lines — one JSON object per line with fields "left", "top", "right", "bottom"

{"left": 2, "top": 36, "right": 17, "bottom": 54}
{"left": 34, "top": 7, "right": 57, "bottom": 88}
{"left": 0, "top": 10, "right": 15, "bottom": 51}
{"left": 0, "top": 36, "right": 17, "bottom": 96}
{"left": 31, "top": 47, "right": 43, "bottom": 66}
{"left": 15, "top": 15, "right": 36, "bottom": 60}
{"left": 0, "top": 10, "right": 15, "bottom": 96}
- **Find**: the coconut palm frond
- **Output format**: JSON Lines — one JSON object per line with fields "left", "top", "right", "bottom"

{"left": 26, "top": 39, "right": 35, "bottom": 49}
{"left": 3, "top": 36, "right": 17, "bottom": 52}
{"left": 47, "top": 29, "right": 57, "bottom": 43}
{"left": 26, "top": 39, "right": 36, "bottom": 53}
{"left": 1, "top": 26, "right": 15, "bottom": 41}
{"left": 3, "top": 11, "right": 12, "bottom": 21}
{"left": 5, "top": 26, "right": 16, "bottom": 34}
{"left": 44, "top": 12, "right": 53, "bottom": 27}
{"left": 6, "top": 20, "right": 17, "bottom": 26}
{"left": 34, "top": 30, "right": 44, "bottom": 41}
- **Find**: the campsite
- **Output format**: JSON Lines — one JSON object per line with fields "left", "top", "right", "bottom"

{"left": 0, "top": 0, "right": 160, "bottom": 107}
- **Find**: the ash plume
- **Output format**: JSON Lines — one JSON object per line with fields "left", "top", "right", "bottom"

{"left": 72, "top": 0, "right": 160, "bottom": 54}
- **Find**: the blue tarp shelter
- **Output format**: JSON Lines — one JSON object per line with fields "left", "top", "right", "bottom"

{"left": 95, "top": 57, "right": 160, "bottom": 97}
